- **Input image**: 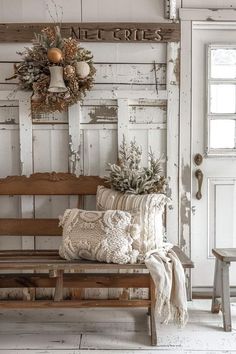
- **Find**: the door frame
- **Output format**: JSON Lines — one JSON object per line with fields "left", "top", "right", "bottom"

{"left": 179, "top": 8, "right": 236, "bottom": 295}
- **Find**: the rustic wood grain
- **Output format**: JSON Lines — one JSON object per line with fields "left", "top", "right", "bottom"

{"left": 0, "top": 219, "right": 62, "bottom": 236}
{"left": 0, "top": 299, "right": 151, "bottom": 308}
{"left": 0, "top": 273, "right": 150, "bottom": 289}
{"left": 212, "top": 248, "right": 236, "bottom": 262}
{"left": 172, "top": 245, "right": 194, "bottom": 268}
{"left": 0, "top": 256, "right": 148, "bottom": 271}
{"left": 0, "top": 23, "right": 180, "bottom": 43}
{"left": 149, "top": 277, "right": 157, "bottom": 346}
{"left": 53, "top": 270, "right": 64, "bottom": 302}
{"left": 0, "top": 250, "right": 193, "bottom": 270}
{"left": 0, "top": 173, "right": 106, "bottom": 195}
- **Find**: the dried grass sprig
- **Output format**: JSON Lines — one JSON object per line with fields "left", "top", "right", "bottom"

{"left": 106, "top": 137, "right": 167, "bottom": 195}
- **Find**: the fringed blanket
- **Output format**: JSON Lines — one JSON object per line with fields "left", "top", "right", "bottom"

{"left": 145, "top": 243, "right": 188, "bottom": 327}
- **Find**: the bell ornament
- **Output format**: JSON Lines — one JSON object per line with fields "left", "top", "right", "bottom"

{"left": 48, "top": 66, "right": 67, "bottom": 93}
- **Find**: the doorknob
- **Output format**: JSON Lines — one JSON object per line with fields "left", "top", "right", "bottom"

{"left": 194, "top": 153, "right": 203, "bottom": 166}
{"left": 195, "top": 169, "right": 203, "bottom": 200}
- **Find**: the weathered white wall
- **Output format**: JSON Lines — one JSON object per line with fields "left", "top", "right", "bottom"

{"left": 0, "top": 0, "right": 233, "bottom": 23}
{"left": 0, "top": 0, "right": 232, "bottom": 299}
{"left": 0, "top": 0, "right": 167, "bottom": 22}
{"left": 0, "top": 0, "right": 178, "bottom": 300}
{"left": 181, "top": 0, "right": 236, "bottom": 9}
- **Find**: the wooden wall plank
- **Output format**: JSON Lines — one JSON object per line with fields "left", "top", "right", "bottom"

{"left": 0, "top": 127, "right": 20, "bottom": 176}
{"left": 117, "top": 99, "right": 129, "bottom": 146}
{"left": 68, "top": 103, "right": 81, "bottom": 175}
{"left": 166, "top": 42, "right": 180, "bottom": 245}
{"left": 18, "top": 94, "right": 33, "bottom": 253}
{"left": 33, "top": 126, "right": 69, "bottom": 173}
{"left": 0, "top": 62, "right": 167, "bottom": 93}
{"left": 129, "top": 103, "right": 166, "bottom": 124}
{"left": 81, "top": 102, "right": 117, "bottom": 124}
{"left": 179, "top": 19, "right": 192, "bottom": 299}
{"left": 0, "top": 100, "right": 19, "bottom": 124}
{"left": 82, "top": 0, "right": 166, "bottom": 22}
{"left": 0, "top": 120, "right": 21, "bottom": 252}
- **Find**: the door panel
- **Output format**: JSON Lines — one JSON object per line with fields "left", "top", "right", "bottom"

{"left": 192, "top": 24, "right": 236, "bottom": 287}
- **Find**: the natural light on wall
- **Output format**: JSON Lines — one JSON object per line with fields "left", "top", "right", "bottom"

{"left": 207, "top": 45, "right": 236, "bottom": 154}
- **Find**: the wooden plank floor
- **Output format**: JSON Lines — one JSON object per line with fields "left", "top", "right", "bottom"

{"left": 0, "top": 300, "right": 235, "bottom": 353}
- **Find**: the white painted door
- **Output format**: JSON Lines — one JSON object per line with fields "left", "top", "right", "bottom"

{"left": 192, "top": 23, "right": 236, "bottom": 287}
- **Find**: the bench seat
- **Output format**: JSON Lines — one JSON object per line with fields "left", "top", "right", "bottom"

{"left": 0, "top": 246, "right": 193, "bottom": 270}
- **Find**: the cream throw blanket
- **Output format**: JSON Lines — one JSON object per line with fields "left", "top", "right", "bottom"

{"left": 145, "top": 243, "right": 188, "bottom": 327}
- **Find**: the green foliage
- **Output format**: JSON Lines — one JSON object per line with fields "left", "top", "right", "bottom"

{"left": 106, "top": 137, "right": 167, "bottom": 194}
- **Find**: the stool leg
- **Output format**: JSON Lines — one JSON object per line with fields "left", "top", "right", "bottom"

{"left": 150, "top": 277, "right": 157, "bottom": 346}
{"left": 211, "top": 259, "right": 221, "bottom": 313}
{"left": 221, "top": 261, "right": 231, "bottom": 332}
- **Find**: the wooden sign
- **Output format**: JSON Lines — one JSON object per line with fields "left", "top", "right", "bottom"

{"left": 0, "top": 22, "right": 180, "bottom": 43}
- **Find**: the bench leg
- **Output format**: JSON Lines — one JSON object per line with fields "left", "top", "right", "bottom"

{"left": 52, "top": 270, "right": 64, "bottom": 302}
{"left": 150, "top": 277, "right": 157, "bottom": 346}
{"left": 211, "top": 259, "right": 221, "bottom": 313}
{"left": 221, "top": 261, "right": 231, "bottom": 332}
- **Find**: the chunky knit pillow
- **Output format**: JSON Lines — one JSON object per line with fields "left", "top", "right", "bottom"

{"left": 96, "top": 186, "right": 169, "bottom": 255}
{"left": 59, "top": 209, "right": 140, "bottom": 264}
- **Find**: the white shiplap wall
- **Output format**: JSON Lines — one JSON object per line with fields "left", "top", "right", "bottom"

{"left": 0, "top": 0, "right": 180, "bottom": 299}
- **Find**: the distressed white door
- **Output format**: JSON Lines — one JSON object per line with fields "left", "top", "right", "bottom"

{"left": 191, "top": 23, "right": 236, "bottom": 288}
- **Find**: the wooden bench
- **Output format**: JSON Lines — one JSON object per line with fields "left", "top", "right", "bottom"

{"left": 0, "top": 172, "right": 194, "bottom": 346}
{"left": 211, "top": 248, "right": 236, "bottom": 332}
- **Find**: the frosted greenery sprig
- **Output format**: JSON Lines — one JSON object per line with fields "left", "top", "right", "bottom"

{"left": 106, "top": 138, "right": 167, "bottom": 194}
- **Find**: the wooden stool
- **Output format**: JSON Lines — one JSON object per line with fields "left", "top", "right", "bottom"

{"left": 211, "top": 248, "right": 236, "bottom": 331}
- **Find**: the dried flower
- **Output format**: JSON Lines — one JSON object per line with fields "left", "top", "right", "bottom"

{"left": 63, "top": 38, "right": 78, "bottom": 61}
{"left": 6, "top": 26, "right": 96, "bottom": 114}
{"left": 41, "top": 27, "right": 56, "bottom": 43}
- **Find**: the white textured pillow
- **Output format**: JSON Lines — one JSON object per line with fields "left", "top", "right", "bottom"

{"left": 59, "top": 209, "right": 140, "bottom": 264}
{"left": 96, "top": 186, "right": 168, "bottom": 255}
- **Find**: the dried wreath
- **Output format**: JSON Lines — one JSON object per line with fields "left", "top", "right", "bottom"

{"left": 106, "top": 138, "right": 167, "bottom": 194}
{"left": 7, "top": 26, "right": 96, "bottom": 114}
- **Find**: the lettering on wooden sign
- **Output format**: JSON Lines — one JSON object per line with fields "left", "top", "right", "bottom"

{"left": 72, "top": 28, "right": 163, "bottom": 42}
{"left": 0, "top": 23, "right": 180, "bottom": 43}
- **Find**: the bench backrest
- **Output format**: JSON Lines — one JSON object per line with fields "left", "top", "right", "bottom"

{"left": 0, "top": 172, "right": 106, "bottom": 238}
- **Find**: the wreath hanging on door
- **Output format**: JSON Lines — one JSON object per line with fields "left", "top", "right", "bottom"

{"left": 7, "top": 26, "right": 96, "bottom": 114}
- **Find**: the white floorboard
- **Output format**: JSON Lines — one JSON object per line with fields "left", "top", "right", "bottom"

{"left": 1, "top": 352, "right": 235, "bottom": 354}
{"left": 0, "top": 300, "right": 235, "bottom": 353}
{"left": 80, "top": 323, "right": 236, "bottom": 350}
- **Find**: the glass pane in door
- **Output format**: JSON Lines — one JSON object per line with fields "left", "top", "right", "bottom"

{"left": 210, "top": 84, "right": 236, "bottom": 114}
{"left": 211, "top": 48, "right": 236, "bottom": 79}
{"left": 210, "top": 119, "right": 235, "bottom": 149}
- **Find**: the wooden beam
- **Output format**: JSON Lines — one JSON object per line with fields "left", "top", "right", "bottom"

{"left": 0, "top": 22, "right": 180, "bottom": 43}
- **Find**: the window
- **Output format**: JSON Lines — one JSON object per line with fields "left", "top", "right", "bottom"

{"left": 207, "top": 45, "right": 236, "bottom": 155}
